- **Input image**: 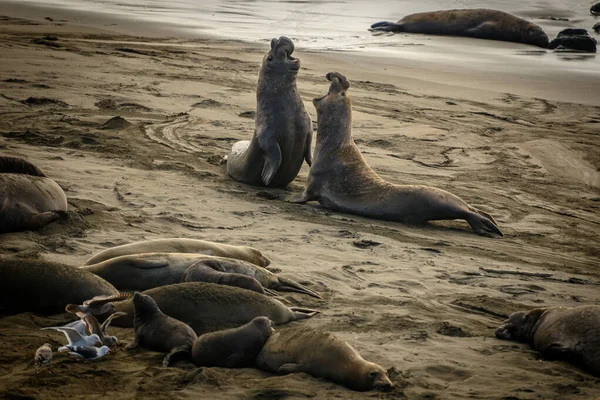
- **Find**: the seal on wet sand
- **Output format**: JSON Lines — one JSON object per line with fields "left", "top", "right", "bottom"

{"left": 82, "top": 238, "right": 271, "bottom": 267}
{"left": 192, "top": 316, "right": 274, "bottom": 367}
{"left": 255, "top": 326, "right": 393, "bottom": 391}
{"left": 127, "top": 292, "right": 198, "bottom": 367}
{"left": 82, "top": 252, "right": 321, "bottom": 298}
{"left": 496, "top": 305, "right": 600, "bottom": 377}
{"left": 292, "top": 72, "right": 503, "bottom": 237}
{"left": 0, "top": 156, "right": 67, "bottom": 233}
{"left": 226, "top": 36, "right": 313, "bottom": 187}
{"left": 0, "top": 257, "right": 119, "bottom": 315}
{"left": 370, "top": 9, "right": 549, "bottom": 48}
{"left": 107, "top": 282, "right": 319, "bottom": 334}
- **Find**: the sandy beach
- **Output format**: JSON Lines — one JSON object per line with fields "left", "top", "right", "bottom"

{"left": 0, "top": 3, "right": 599, "bottom": 399}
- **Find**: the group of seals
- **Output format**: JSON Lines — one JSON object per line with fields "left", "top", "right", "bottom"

{"left": 293, "top": 72, "right": 502, "bottom": 236}
{"left": 496, "top": 305, "right": 600, "bottom": 377}
{"left": 0, "top": 156, "right": 67, "bottom": 233}
{"left": 226, "top": 36, "right": 312, "bottom": 187}
{"left": 81, "top": 251, "right": 321, "bottom": 297}
{"left": 370, "top": 9, "right": 549, "bottom": 48}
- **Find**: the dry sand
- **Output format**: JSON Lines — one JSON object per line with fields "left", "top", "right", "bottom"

{"left": 0, "top": 10, "right": 599, "bottom": 400}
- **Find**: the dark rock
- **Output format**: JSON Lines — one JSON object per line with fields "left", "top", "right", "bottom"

{"left": 591, "top": 3, "right": 600, "bottom": 16}
{"left": 548, "top": 28, "right": 597, "bottom": 53}
{"left": 594, "top": 22, "right": 600, "bottom": 34}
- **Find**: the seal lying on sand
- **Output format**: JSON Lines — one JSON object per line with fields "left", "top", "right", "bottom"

{"left": 0, "top": 156, "right": 67, "bottom": 233}
{"left": 226, "top": 36, "right": 313, "bottom": 187}
{"left": 127, "top": 293, "right": 198, "bottom": 367}
{"left": 82, "top": 252, "right": 321, "bottom": 298}
{"left": 256, "top": 326, "right": 393, "bottom": 391}
{"left": 107, "top": 282, "right": 319, "bottom": 334}
{"left": 293, "top": 72, "right": 502, "bottom": 237}
{"left": 83, "top": 238, "right": 271, "bottom": 267}
{"left": 192, "top": 316, "right": 274, "bottom": 367}
{"left": 496, "top": 305, "right": 600, "bottom": 377}
{"left": 370, "top": 9, "right": 549, "bottom": 48}
{"left": 0, "top": 257, "right": 118, "bottom": 315}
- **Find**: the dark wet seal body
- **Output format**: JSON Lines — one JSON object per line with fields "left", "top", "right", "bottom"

{"left": 192, "top": 316, "right": 274, "bottom": 367}
{"left": 255, "top": 326, "right": 393, "bottom": 391}
{"left": 108, "top": 282, "right": 319, "bottom": 334}
{"left": 0, "top": 156, "right": 67, "bottom": 233}
{"left": 592, "top": 3, "right": 600, "bottom": 16}
{"left": 0, "top": 257, "right": 118, "bottom": 315}
{"left": 226, "top": 36, "right": 313, "bottom": 187}
{"left": 370, "top": 9, "right": 549, "bottom": 48}
{"left": 293, "top": 72, "right": 503, "bottom": 237}
{"left": 127, "top": 293, "right": 198, "bottom": 367}
{"left": 82, "top": 237, "right": 271, "bottom": 267}
{"left": 496, "top": 305, "right": 600, "bottom": 377}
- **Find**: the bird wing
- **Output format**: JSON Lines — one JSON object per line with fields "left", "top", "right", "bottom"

{"left": 83, "top": 293, "right": 131, "bottom": 306}
{"left": 83, "top": 315, "right": 102, "bottom": 336}
{"left": 100, "top": 311, "right": 127, "bottom": 334}
{"left": 41, "top": 326, "right": 85, "bottom": 346}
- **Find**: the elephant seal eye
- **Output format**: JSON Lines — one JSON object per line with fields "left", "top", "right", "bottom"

{"left": 267, "top": 55, "right": 273, "bottom": 61}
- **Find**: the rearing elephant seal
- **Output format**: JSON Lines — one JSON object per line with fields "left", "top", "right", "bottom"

{"left": 496, "top": 305, "right": 600, "bottom": 377}
{"left": 370, "top": 9, "right": 549, "bottom": 48}
{"left": 293, "top": 72, "right": 503, "bottom": 237}
{"left": 255, "top": 326, "right": 393, "bottom": 391}
{"left": 107, "top": 282, "right": 319, "bottom": 334}
{"left": 0, "top": 156, "right": 67, "bottom": 233}
{"left": 226, "top": 36, "right": 313, "bottom": 187}
{"left": 0, "top": 257, "right": 118, "bottom": 315}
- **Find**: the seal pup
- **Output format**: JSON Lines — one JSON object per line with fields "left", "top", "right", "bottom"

{"left": 107, "top": 282, "right": 319, "bottom": 334}
{"left": 192, "top": 316, "right": 274, "bottom": 367}
{"left": 293, "top": 72, "right": 503, "bottom": 237}
{"left": 370, "top": 9, "right": 549, "bottom": 48}
{"left": 256, "top": 326, "right": 393, "bottom": 391}
{"left": 34, "top": 343, "right": 53, "bottom": 366}
{"left": 182, "top": 261, "right": 269, "bottom": 295}
{"left": 0, "top": 257, "right": 119, "bottom": 315}
{"left": 496, "top": 305, "right": 600, "bottom": 376}
{"left": 226, "top": 36, "right": 313, "bottom": 187}
{"left": 0, "top": 156, "right": 67, "bottom": 233}
{"left": 60, "top": 345, "right": 110, "bottom": 361}
{"left": 127, "top": 292, "right": 198, "bottom": 367}
{"left": 83, "top": 238, "right": 271, "bottom": 267}
{"left": 82, "top": 252, "right": 321, "bottom": 298}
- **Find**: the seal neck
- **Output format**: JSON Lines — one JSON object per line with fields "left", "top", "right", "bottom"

{"left": 314, "top": 108, "right": 353, "bottom": 155}
{"left": 257, "top": 75, "right": 298, "bottom": 99}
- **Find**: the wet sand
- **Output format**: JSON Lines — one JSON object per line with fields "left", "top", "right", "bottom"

{"left": 0, "top": 8, "right": 599, "bottom": 400}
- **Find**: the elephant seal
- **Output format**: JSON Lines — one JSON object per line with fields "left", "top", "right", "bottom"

{"left": 127, "top": 292, "right": 198, "bottom": 367}
{"left": 0, "top": 257, "right": 118, "bottom": 315}
{"left": 496, "top": 305, "right": 600, "bottom": 377}
{"left": 83, "top": 238, "right": 270, "bottom": 267}
{"left": 0, "top": 156, "right": 67, "bottom": 233}
{"left": 592, "top": 3, "right": 600, "bottom": 16}
{"left": 192, "top": 316, "right": 274, "bottom": 367}
{"left": 226, "top": 36, "right": 313, "bottom": 187}
{"left": 370, "top": 9, "right": 549, "bottom": 48}
{"left": 82, "top": 252, "right": 321, "bottom": 298}
{"left": 293, "top": 72, "right": 503, "bottom": 237}
{"left": 182, "top": 261, "right": 268, "bottom": 295}
{"left": 255, "top": 326, "right": 393, "bottom": 391}
{"left": 107, "top": 282, "right": 319, "bottom": 334}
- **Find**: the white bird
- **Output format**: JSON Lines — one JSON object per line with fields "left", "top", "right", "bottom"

{"left": 64, "top": 312, "right": 126, "bottom": 346}
{"left": 34, "top": 343, "right": 53, "bottom": 366}
{"left": 41, "top": 326, "right": 102, "bottom": 350}
{"left": 60, "top": 345, "right": 110, "bottom": 361}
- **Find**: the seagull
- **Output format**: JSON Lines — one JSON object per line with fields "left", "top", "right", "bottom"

{"left": 41, "top": 326, "right": 102, "bottom": 350}
{"left": 65, "top": 293, "right": 131, "bottom": 318}
{"left": 60, "top": 345, "right": 110, "bottom": 361}
{"left": 66, "top": 312, "right": 127, "bottom": 346}
{"left": 34, "top": 343, "right": 53, "bottom": 366}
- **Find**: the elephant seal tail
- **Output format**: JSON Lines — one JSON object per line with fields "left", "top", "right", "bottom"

{"left": 290, "top": 307, "right": 320, "bottom": 320}
{"left": 466, "top": 207, "right": 503, "bottom": 237}
{"left": 369, "top": 21, "right": 404, "bottom": 32}
{"left": 0, "top": 156, "right": 46, "bottom": 176}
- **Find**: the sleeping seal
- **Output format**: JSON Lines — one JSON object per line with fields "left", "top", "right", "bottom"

{"left": 293, "top": 72, "right": 503, "bottom": 236}
{"left": 370, "top": 9, "right": 549, "bottom": 48}
{"left": 106, "top": 282, "right": 319, "bottom": 334}
{"left": 83, "top": 237, "right": 271, "bottom": 267}
{"left": 0, "top": 156, "right": 67, "bottom": 233}
{"left": 226, "top": 36, "right": 313, "bottom": 187}
{"left": 496, "top": 305, "right": 600, "bottom": 377}
{"left": 256, "top": 326, "right": 393, "bottom": 391}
